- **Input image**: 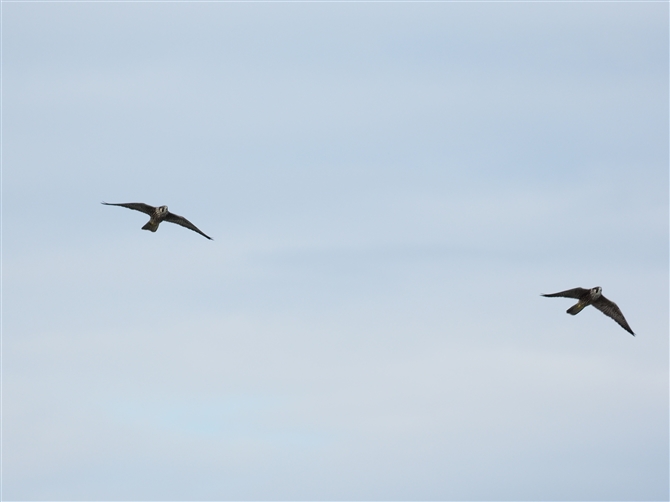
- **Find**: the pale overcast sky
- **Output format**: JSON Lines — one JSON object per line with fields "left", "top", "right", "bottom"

{"left": 3, "top": 1, "right": 668, "bottom": 500}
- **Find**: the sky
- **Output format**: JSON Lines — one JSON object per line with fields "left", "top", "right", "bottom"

{"left": 2, "top": 1, "right": 668, "bottom": 500}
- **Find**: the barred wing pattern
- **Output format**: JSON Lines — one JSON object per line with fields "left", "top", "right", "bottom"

{"left": 541, "top": 288, "right": 589, "bottom": 299}
{"left": 592, "top": 296, "right": 635, "bottom": 336}
{"left": 164, "top": 212, "right": 213, "bottom": 240}
{"left": 102, "top": 202, "right": 156, "bottom": 216}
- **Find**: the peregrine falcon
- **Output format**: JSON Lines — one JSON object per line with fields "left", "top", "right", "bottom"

{"left": 102, "top": 202, "right": 212, "bottom": 240}
{"left": 542, "top": 287, "right": 634, "bottom": 336}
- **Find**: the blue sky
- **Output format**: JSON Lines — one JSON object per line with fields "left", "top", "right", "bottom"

{"left": 2, "top": 1, "right": 668, "bottom": 500}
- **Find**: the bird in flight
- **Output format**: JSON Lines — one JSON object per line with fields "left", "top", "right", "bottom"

{"left": 542, "top": 287, "right": 634, "bottom": 336}
{"left": 102, "top": 202, "right": 212, "bottom": 240}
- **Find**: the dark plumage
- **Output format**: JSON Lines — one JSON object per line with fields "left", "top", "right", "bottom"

{"left": 102, "top": 202, "right": 212, "bottom": 240}
{"left": 542, "top": 287, "right": 634, "bottom": 336}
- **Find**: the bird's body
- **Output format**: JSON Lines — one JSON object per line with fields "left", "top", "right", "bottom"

{"left": 102, "top": 202, "right": 212, "bottom": 240}
{"left": 542, "top": 287, "right": 634, "bottom": 336}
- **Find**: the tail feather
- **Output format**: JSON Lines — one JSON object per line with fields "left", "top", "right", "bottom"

{"left": 567, "top": 302, "right": 586, "bottom": 315}
{"left": 142, "top": 221, "right": 159, "bottom": 232}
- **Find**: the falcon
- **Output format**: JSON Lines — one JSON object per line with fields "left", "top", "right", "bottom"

{"left": 102, "top": 202, "right": 212, "bottom": 240}
{"left": 542, "top": 287, "right": 634, "bottom": 336}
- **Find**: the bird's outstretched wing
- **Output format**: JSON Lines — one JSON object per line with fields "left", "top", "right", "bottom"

{"left": 164, "top": 212, "right": 213, "bottom": 240}
{"left": 102, "top": 202, "right": 156, "bottom": 216}
{"left": 592, "top": 296, "right": 635, "bottom": 336}
{"left": 541, "top": 288, "right": 589, "bottom": 299}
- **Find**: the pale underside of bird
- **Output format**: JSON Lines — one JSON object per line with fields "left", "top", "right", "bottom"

{"left": 102, "top": 202, "right": 213, "bottom": 240}
{"left": 542, "top": 287, "right": 634, "bottom": 336}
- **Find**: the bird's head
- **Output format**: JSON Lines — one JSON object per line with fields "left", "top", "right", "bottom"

{"left": 591, "top": 286, "right": 602, "bottom": 297}
{"left": 158, "top": 205, "right": 168, "bottom": 214}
